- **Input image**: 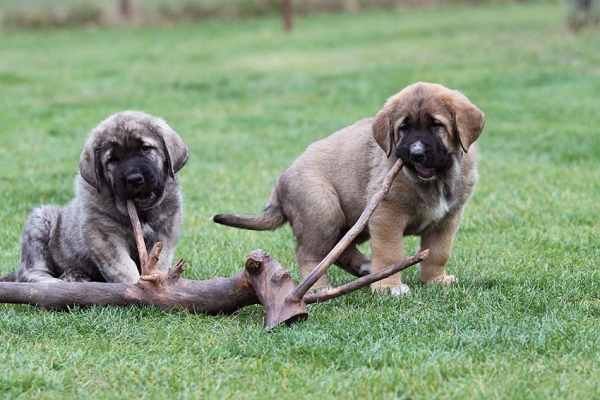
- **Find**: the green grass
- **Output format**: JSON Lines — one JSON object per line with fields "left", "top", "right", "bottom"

{"left": 1, "top": 2, "right": 600, "bottom": 399}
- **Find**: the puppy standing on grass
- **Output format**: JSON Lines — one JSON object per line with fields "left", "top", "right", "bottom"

{"left": 214, "top": 82, "right": 485, "bottom": 295}
{"left": 0, "top": 111, "right": 188, "bottom": 283}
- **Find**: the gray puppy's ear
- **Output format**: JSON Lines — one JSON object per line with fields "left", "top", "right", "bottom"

{"left": 79, "top": 135, "right": 103, "bottom": 192}
{"left": 372, "top": 105, "right": 398, "bottom": 158}
{"left": 158, "top": 123, "right": 189, "bottom": 178}
{"left": 452, "top": 96, "right": 485, "bottom": 153}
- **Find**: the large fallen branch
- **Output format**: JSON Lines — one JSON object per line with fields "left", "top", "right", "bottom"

{"left": 0, "top": 159, "right": 426, "bottom": 330}
{"left": 0, "top": 249, "right": 427, "bottom": 329}
{"left": 0, "top": 268, "right": 257, "bottom": 315}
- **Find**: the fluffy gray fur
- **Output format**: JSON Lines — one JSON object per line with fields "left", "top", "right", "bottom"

{"left": 4, "top": 111, "right": 188, "bottom": 283}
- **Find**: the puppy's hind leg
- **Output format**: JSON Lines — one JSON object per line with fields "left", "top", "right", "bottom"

{"left": 295, "top": 243, "right": 334, "bottom": 294}
{"left": 293, "top": 218, "right": 346, "bottom": 293}
{"left": 17, "top": 205, "right": 62, "bottom": 283}
{"left": 286, "top": 179, "right": 346, "bottom": 293}
{"left": 335, "top": 244, "right": 371, "bottom": 277}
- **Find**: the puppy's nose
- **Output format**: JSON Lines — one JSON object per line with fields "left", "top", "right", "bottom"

{"left": 409, "top": 142, "right": 425, "bottom": 163}
{"left": 127, "top": 173, "right": 144, "bottom": 188}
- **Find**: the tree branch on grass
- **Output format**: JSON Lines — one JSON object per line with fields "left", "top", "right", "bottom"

{"left": 0, "top": 160, "right": 428, "bottom": 330}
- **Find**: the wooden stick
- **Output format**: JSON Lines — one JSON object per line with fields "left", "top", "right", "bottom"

{"left": 0, "top": 251, "right": 308, "bottom": 329}
{"left": 127, "top": 200, "right": 148, "bottom": 273}
{"left": 289, "top": 159, "right": 405, "bottom": 302}
{"left": 0, "top": 273, "right": 258, "bottom": 315}
{"left": 0, "top": 248, "right": 424, "bottom": 328}
{"left": 127, "top": 200, "right": 166, "bottom": 281}
{"left": 304, "top": 249, "right": 429, "bottom": 304}
{"left": 0, "top": 161, "right": 430, "bottom": 331}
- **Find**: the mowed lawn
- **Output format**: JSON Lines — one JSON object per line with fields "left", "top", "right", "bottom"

{"left": 1, "top": 2, "right": 600, "bottom": 399}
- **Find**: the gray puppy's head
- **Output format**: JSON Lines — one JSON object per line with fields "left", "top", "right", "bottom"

{"left": 79, "top": 111, "right": 189, "bottom": 209}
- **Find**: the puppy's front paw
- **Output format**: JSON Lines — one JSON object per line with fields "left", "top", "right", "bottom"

{"left": 307, "top": 285, "right": 333, "bottom": 295}
{"left": 358, "top": 263, "right": 371, "bottom": 277}
{"left": 441, "top": 274, "right": 457, "bottom": 285}
{"left": 60, "top": 270, "right": 92, "bottom": 282}
{"left": 390, "top": 285, "right": 412, "bottom": 296}
{"left": 370, "top": 282, "right": 411, "bottom": 296}
{"left": 421, "top": 274, "right": 458, "bottom": 285}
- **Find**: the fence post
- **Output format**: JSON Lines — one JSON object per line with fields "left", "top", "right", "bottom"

{"left": 120, "top": 0, "right": 131, "bottom": 20}
{"left": 283, "top": 0, "right": 293, "bottom": 32}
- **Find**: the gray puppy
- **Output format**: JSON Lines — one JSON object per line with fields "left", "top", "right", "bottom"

{"left": 214, "top": 82, "right": 484, "bottom": 295}
{"left": 1, "top": 111, "right": 188, "bottom": 283}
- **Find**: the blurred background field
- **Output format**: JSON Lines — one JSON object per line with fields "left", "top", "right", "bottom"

{"left": 0, "top": 1, "right": 599, "bottom": 399}
{"left": 0, "top": 0, "right": 565, "bottom": 29}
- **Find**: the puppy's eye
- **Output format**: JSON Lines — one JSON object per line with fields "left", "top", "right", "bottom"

{"left": 432, "top": 119, "right": 444, "bottom": 128}
{"left": 141, "top": 145, "right": 154, "bottom": 153}
{"left": 107, "top": 155, "right": 119, "bottom": 165}
{"left": 398, "top": 123, "right": 408, "bottom": 132}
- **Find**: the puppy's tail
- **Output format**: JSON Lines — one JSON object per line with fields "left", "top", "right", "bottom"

{"left": 212, "top": 189, "right": 286, "bottom": 231}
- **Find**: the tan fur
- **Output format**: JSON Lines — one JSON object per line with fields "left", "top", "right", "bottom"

{"left": 214, "top": 82, "right": 484, "bottom": 294}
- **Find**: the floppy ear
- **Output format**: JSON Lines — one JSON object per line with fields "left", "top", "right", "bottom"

{"left": 158, "top": 124, "right": 189, "bottom": 179}
{"left": 453, "top": 97, "right": 485, "bottom": 153}
{"left": 78, "top": 135, "right": 103, "bottom": 192}
{"left": 372, "top": 105, "right": 398, "bottom": 158}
